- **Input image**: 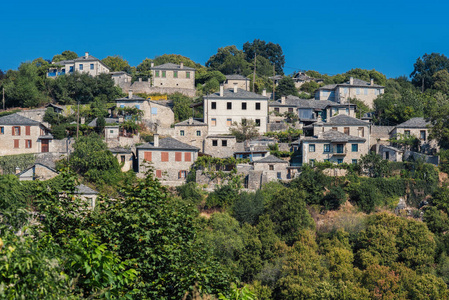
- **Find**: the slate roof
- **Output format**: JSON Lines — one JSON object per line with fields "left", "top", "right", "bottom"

{"left": 88, "top": 117, "right": 120, "bottom": 127}
{"left": 318, "top": 78, "right": 384, "bottom": 90}
{"left": 109, "top": 147, "right": 133, "bottom": 154}
{"left": 151, "top": 63, "right": 195, "bottom": 71}
{"left": 225, "top": 74, "right": 249, "bottom": 80}
{"left": 0, "top": 113, "right": 41, "bottom": 126}
{"left": 206, "top": 88, "right": 268, "bottom": 100}
{"left": 270, "top": 96, "right": 357, "bottom": 110}
{"left": 396, "top": 117, "right": 429, "bottom": 128}
{"left": 75, "top": 184, "right": 99, "bottom": 195}
{"left": 137, "top": 137, "right": 199, "bottom": 151}
{"left": 149, "top": 100, "right": 174, "bottom": 108}
{"left": 115, "top": 95, "right": 146, "bottom": 101}
{"left": 323, "top": 114, "right": 369, "bottom": 126}
{"left": 16, "top": 163, "right": 58, "bottom": 177}
{"left": 175, "top": 118, "right": 207, "bottom": 126}
{"left": 53, "top": 54, "right": 109, "bottom": 69}
{"left": 301, "top": 130, "right": 366, "bottom": 143}
{"left": 253, "top": 155, "right": 288, "bottom": 164}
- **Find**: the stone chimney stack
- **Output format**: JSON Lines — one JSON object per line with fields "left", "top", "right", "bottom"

{"left": 281, "top": 96, "right": 286, "bottom": 104}
{"left": 151, "top": 62, "right": 154, "bottom": 68}
{"left": 180, "top": 62, "right": 184, "bottom": 69}
{"left": 15, "top": 167, "right": 21, "bottom": 174}
{"left": 349, "top": 77, "right": 354, "bottom": 85}
{"left": 370, "top": 78, "right": 374, "bottom": 86}
{"left": 85, "top": 52, "right": 89, "bottom": 59}
{"left": 219, "top": 84, "right": 224, "bottom": 97}
{"left": 128, "top": 90, "right": 133, "bottom": 99}
{"left": 233, "top": 83, "right": 238, "bottom": 93}
{"left": 154, "top": 134, "right": 159, "bottom": 147}
{"left": 262, "top": 89, "right": 267, "bottom": 97}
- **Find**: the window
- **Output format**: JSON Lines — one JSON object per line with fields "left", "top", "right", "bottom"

{"left": 332, "top": 127, "right": 338, "bottom": 131}
{"left": 196, "top": 130, "right": 201, "bottom": 136}
{"left": 404, "top": 130, "right": 411, "bottom": 136}
{"left": 351, "top": 144, "right": 358, "bottom": 152}
{"left": 13, "top": 126, "right": 20, "bottom": 136}
{"left": 364, "top": 88, "right": 368, "bottom": 95}
{"left": 345, "top": 108, "right": 349, "bottom": 115}
{"left": 179, "top": 170, "right": 187, "bottom": 179}
{"left": 155, "top": 71, "right": 160, "bottom": 77}
{"left": 211, "top": 118, "right": 216, "bottom": 126}
{"left": 121, "top": 155, "right": 126, "bottom": 163}
{"left": 242, "top": 118, "right": 247, "bottom": 126}
{"left": 25, "top": 140, "right": 32, "bottom": 148}
{"left": 336, "top": 144, "right": 344, "bottom": 153}
{"left": 69, "top": 66, "right": 74, "bottom": 72}
{"left": 344, "top": 127, "right": 350, "bottom": 135}
{"left": 274, "top": 108, "right": 279, "bottom": 113}
{"left": 90, "top": 64, "right": 94, "bottom": 70}
{"left": 212, "top": 140, "right": 218, "bottom": 146}
{"left": 79, "top": 64, "right": 83, "bottom": 70}
{"left": 242, "top": 102, "right": 247, "bottom": 110}
{"left": 180, "top": 130, "right": 185, "bottom": 136}
{"left": 185, "top": 152, "right": 191, "bottom": 162}
{"left": 343, "top": 87, "right": 348, "bottom": 95}
{"left": 288, "top": 108, "right": 293, "bottom": 113}
{"left": 135, "top": 105, "right": 140, "bottom": 109}
{"left": 175, "top": 152, "right": 182, "bottom": 162}
{"left": 222, "top": 140, "right": 227, "bottom": 147}
{"left": 358, "top": 127, "right": 364, "bottom": 137}
{"left": 269, "top": 165, "right": 274, "bottom": 171}
{"left": 211, "top": 102, "right": 217, "bottom": 109}
{"left": 25, "top": 126, "right": 30, "bottom": 135}
{"left": 309, "top": 144, "right": 315, "bottom": 152}
{"left": 110, "top": 130, "right": 114, "bottom": 134}
{"left": 186, "top": 72, "right": 190, "bottom": 79}
{"left": 0, "top": 127, "right": 3, "bottom": 134}
{"left": 161, "top": 152, "right": 169, "bottom": 162}
{"left": 162, "top": 71, "right": 166, "bottom": 78}
{"left": 255, "top": 119, "right": 261, "bottom": 127}
{"left": 324, "top": 144, "right": 330, "bottom": 152}
{"left": 226, "top": 118, "right": 232, "bottom": 126}
{"left": 277, "top": 172, "right": 282, "bottom": 179}
{"left": 151, "top": 107, "right": 158, "bottom": 115}
{"left": 227, "top": 102, "right": 232, "bottom": 110}
{"left": 174, "top": 71, "right": 178, "bottom": 78}
{"left": 352, "top": 159, "right": 358, "bottom": 164}
{"left": 14, "top": 139, "right": 19, "bottom": 148}
{"left": 144, "top": 152, "right": 152, "bottom": 161}
{"left": 255, "top": 102, "right": 261, "bottom": 110}
{"left": 337, "top": 159, "right": 343, "bottom": 164}
{"left": 156, "top": 170, "right": 162, "bottom": 178}
{"left": 356, "top": 88, "right": 360, "bottom": 95}
{"left": 420, "top": 130, "right": 426, "bottom": 140}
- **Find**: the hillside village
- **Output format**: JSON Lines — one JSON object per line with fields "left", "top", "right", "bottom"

{"left": 3, "top": 44, "right": 449, "bottom": 298}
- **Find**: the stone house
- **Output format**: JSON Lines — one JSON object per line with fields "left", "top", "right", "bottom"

{"left": 0, "top": 113, "right": 53, "bottom": 156}
{"left": 253, "top": 155, "right": 289, "bottom": 180}
{"left": 115, "top": 90, "right": 175, "bottom": 129}
{"left": 298, "top": 130, "right": 368, "bottom": 165}
{"left": 174, "top": 118, "right": 208, "bottom": 151}
{"left": 223, "top": 74, "right": 250, "bottom": 91}
{"left": 292, "top": 72, "right": 324, "bottom": 89}
{"left": 136, "top": 135, "right": 199, "bottom": 186}
{"left": 234, "top": 150, "right": 270, "bottom": 161}
{"left": 390, "top": 117, "right": 438, "bottom": 154}
{"left": 204, "top": 135, "right": 237, "bottom": 158}
{"left": 17, "top": 163, "right": 59, "bottom": 181}
{"left": 109, "top": 147, "right": 135, "bottom": 172}
{"left": 110, "top": 71, "right": 132, "bottom": 86}
{"left": 74, "top": 184, "right": 99, "bottom": 208}
{"left": 378, "top": 145, "right": 404, "bottom": 162}
{"left": 204, "top": 85, "right": 269, "bottom": 135}
{"left": 315, "top": 77, "right": 384, "bottom": 108}
{"left": 47, "top": 52, "right": 110, "bottom": 78}
{"left": 151, "top": 62, "right": 195, "bottom": 90}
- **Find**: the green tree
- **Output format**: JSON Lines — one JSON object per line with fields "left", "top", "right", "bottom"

{"left": 426, "top": 93, "right": 449, "bottom": 148}
{"left": 206, "top": 46, "right": 251, "bottom": 76}
{"left": 243, "top": 39, "right": 285, "bottom": 74}
{"left": 101, "top": 55, "right": 131, "bottom": 72}
{"left": 410, "top": 53, "right": 449, "bottom": 90}
{"left": 229, "top": 119, "right": 260, "bottom": 144}
{"left": 359, "top": 152, "right": 390, "bottom": 178}
{"left": 171, "top": 92, "right": 193, "bottom": 121}
{"left": 432, "top": 69, "right": 449, "bottom": 93}
{"left": 276, "top": 77, "right": 299, "bottom": 98}
{"left": 52, "top": 50, "right": 78, "bottom": 62}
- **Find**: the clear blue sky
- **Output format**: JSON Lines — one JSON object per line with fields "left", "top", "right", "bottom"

{"left": 2, "top": 0, "right": 448, "bottom": 78}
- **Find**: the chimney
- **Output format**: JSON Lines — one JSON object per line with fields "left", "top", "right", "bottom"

{"left": 233, "top": 83, "right": 238, "bottom": 93}
{"left": 139, "top": 77, "right": 142, "bottom": 82}
{"left": 219, "top": 84, "right": 224, "bottom": 97}
{"left": 370, "top": 78, "right": 374, "bottom": 86}
{"left": 153, "top": 134, "right": 159, "bottom": 147}
{"left": 188, "top": 117, "right": 193, "bottom": 125}
{"left": 281, "top": 96, "right": 286, "bottom": 104}
{"left": 128, "top": 89, "right": 133, "bottom": 99}
{"left": 151, "top": 62, "right": 154, "bottom": 68}
{"left": 85, "top": 52, "right": 89, "bottom": 59}
{"left": 262, "top": 89, "right": 267, "bottom": 97}
{"left": 15, "top": 167, "right": 21, "bottom": 174}
{"left": 180, "top": 62, "right": 184, "bottom": 69}
{"left": 349, "top": 77, "right": 354, "bottom": 85}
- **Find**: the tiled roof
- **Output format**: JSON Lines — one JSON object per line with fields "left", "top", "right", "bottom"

{"left": 396, "top": 117, "right": 429, "bottom": 128}
{"left": 137, "top": 137, "right": 199, "bottom": 151}
{"left": 206, "top": 88, "right": 268, "bottom": 100}
{"left": 151, "top": 63, "right": 195, "bottom": 71}
{"left": 0, "top": 113, "right": 41, "bottom": 126}
{"left": 253, "top": 155, "right": 288, "bottom": 164}
{"left": 301, "top": 130, "right": 366, "bottom": 142}
{"left": 175, "top": 118, "right": 207, "bottom": 126}
{"left": 225, "top": 74, "right": 249, "bottom": 80}
{"left": 324, "top": 115, "right": 369, "bottom": 126}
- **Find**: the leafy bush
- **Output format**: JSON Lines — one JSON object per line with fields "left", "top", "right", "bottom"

{"left": 233, "top": 190, "right": 265, "bottom": 225}
{"left": 321, "top": 186, "right": 346, "bottom": 210}
{"left": 176, "top": 182, "right": 205, "bottom": 205}
{"left": 206, "top": 184, "right": 239, "bottom": 209}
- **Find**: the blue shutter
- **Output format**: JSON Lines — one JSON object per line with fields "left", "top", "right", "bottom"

{"left": 151, "top": 107, "right": 158, "bottom": 115}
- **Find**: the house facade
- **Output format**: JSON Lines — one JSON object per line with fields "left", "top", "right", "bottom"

{"left": 174, "top": 118, "right": 208, "bottom": 151}
{"left": 150, "top": 62, "right": 195, "bottom": 90}
{"left": 0, "top": 114, "right": 53, "bottom": 156}
{"left": 390, "top": 117, "right": 438, "bottom": 153}
{"left": 136, "top": 135, "right": 199, "bottom": 185}
{"left": 223, "top": 74, "right": 250, "bottom": 91}
{"left": 315, "top": 77, "right": 384, "bottom": 108}
{"left": 204, "top": 85, "right": 269, "bottom": 135}
{"left": 47, "top": 52, "right": 110, "bottom": 77}
{"left": 204, "top": 135, "right": 237, "bottom": 158}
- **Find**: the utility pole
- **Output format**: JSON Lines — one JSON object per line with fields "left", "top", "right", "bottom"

{"left": 2, "top": 87, "right": 4, "bottom": 111}
{"left": 421, "top": 77, "right": 424, "bottom": 93}
{"left": 76, "top": 100, "right": 80, "bottom": 138}
{"left": 272, "top": 64, "right": 275, "bottom": 101}
{"left": 252, "top": 53, "right": 256, "bottom": 92}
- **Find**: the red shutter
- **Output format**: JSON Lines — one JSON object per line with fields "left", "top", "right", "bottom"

{"left": 144, "top": 152, "right": 152, "bottom": 162}
{"left": 14, "top": 140, "right": 19, "bottom": 148}
{"left": 12, "top": 127, "right": 15, "bottom": 136}
{"left": 185, "top": 152, "right": 191, "bottom": 162}
{"left": 25, "top": 126, "right": 31, "bottom": 135}
{"left": 178, "top": 171, "right": 182, "bottom": 179}
{"left": 161, "top": 152, "right": 169, "bottom": 162}
{"left": 175, "top": 152, "right": 182, "bottom": 162}
{"left": 156, "top": 170, "right": 162, "bottom": 178}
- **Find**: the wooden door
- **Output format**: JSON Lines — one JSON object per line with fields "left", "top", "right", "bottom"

{"left": 41, "top": 139, "right": 49, "bottom": 152}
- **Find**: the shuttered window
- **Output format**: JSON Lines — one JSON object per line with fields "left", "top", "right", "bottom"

{"left": 156, "top": 170, "right": 162, "bottom": 178}
{"left": 175, "top": 152, "right": 182, "bottom": 162}
{"left": 14, "top": 140, "right": 19, "bottom": 148}
{"left": 161, "top": 152, "right": 169, "bottom": 162}
{"left": 144, "top": 152, "right": 152, "bottom": 161}
{"left": 25, "top": 126, "right": 31, "bottom": 135}
{"left": 185, "top": 152, "right": 191, "bottom": 162}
